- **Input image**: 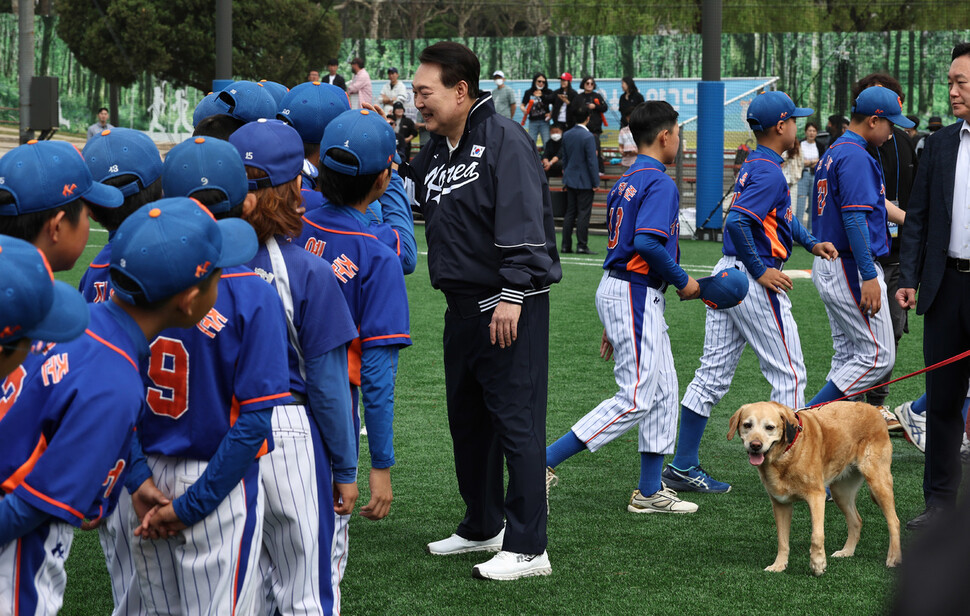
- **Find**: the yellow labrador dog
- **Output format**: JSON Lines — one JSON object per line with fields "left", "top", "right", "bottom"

{"left": 727, "top": 401, "right": 901, "bottom": 576}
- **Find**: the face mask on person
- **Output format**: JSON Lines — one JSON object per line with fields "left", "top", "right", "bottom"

{"left": 550, "top": 133, "right": 562, "bottom": 141}
{"left": 495, "top": 78, "right": 504, "bottom": 87}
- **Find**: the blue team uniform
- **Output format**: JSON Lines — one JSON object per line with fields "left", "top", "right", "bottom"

{"left": 603, "top": 154, "right": 682, "bottom": 288}
{"left": 0, "top": 301, "right": 149, "bottom": 614}
{"left": 723, "top": 146, "right": 796, "bottom": 267}
{"left": 812, "top": 130, "right": 890, "bottom": 257}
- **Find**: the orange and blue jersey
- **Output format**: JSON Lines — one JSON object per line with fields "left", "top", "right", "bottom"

{"left": 811, "top": 130, "right": 890, "bottom": 258}
{"left": 79, "top": 243, "right": 112, "bottom": 303}
{"left": 0, "top": 300, "right": 148, "bottom": 528}
{"left": 723, "top": 146, "right": 795, "bottom": 266}
{"left": 602, "top": 154, "right": 682, "bottom": 289}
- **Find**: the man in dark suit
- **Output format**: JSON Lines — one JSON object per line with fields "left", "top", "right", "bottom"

{"left": 897, "top": 41, "right": 970, "bottom": 530}
{"left": 325, "top": 58, "right": 347, "bottom": 91}
{"left": 560, "top": 105, "right": 600, "bottom": 254}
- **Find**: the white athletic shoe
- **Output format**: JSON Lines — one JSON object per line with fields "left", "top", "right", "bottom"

{"left": 427, "top": 528, "right": 505, "bottom": 555}
{"left": 472, "top": 550, "right": 552, "bottom": 580}
{"left": 894, "top": 401, "right": 926, "bottom": 453}
{"left": 627, "top": 485, "right": 699, "bottom": 514}
{"left": 961, "top": 434, "right": 970, "bottom": 465}
{"left": 545, "top": 467, "right": 559, "bottom": 514}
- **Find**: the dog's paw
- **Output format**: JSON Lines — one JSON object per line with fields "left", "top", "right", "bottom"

{"left": 886, "top": 554, "right": 902, "bottom": 568}
{"left": 810, "top": 558, "right": 827, "bottom": 576}
{"left": 764, "top": 562, "right": 787, "bottom": 573}
{"left": 832, "top": 549, "right": 854, "bottom": 558}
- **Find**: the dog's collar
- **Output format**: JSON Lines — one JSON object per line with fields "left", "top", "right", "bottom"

{"left": 783, "top": 412, "right": 804, "bottom": 453}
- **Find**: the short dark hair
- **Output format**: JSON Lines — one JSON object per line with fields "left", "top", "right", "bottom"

{"left": 327, "top": 58, "right": 338, "bottom": 65}
{"left": 851, "top": 72, "right": 904, "bottom": 103}
{"left": 89, "top": 175, "right": 162, "bottom": 231}
{"left": 572, "top": 104, "right": 590, "bottom": 124}
{"left": 98, "top": 107, "right": 109, "bottom": 114}
{"left": 805, "top": 120, "right": 819, "bottom": 131}
{"left": 828, "top": 114, "right": 846, "bottom": 128}
{"left": 0, "top": 194, "right": 86, "bottom": 243}
{"left": 952, "top": 42, "right": 970, "bottom": 61}
{"left": 351, "top": 57, "right": 365, "bottom": 68}
{"left": 193, "top": 114, "right": 245, "bottom": 140}
{"left": 188, "top": 188, "right": 245, "bottom": 221}
{"left": 418, "top": 42, "right": 481, "bottom": 98}
{"left": 318, "top": 148, "right": 385, "bottom": 206}
{"left": 629, "top": 101, "right": 678, "bottom": 148}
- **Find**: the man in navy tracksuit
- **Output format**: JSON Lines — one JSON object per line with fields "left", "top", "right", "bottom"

{"left": 404, "top": 41, "right": 561, "bottom": 581}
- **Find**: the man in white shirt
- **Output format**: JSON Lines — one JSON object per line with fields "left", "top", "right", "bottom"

{"left": 380, "top": 68, "right": 408, "bottom": 115}
{"left": 324, "top": 59, "right": 347, "bottom": 91}
{"left": 897, "top": 41, "right": 970, "bottom": 530}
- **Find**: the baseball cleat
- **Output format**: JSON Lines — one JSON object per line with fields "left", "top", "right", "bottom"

{"left": 894, "top": 401, "right": 926, "bottom": 453}
{"left": 661, "top": 464, "right": 731, "bottom": 493}
{"left": 627, "top": 486, "right": 698, "bottom": 514}
{"left": 472, "top": 550, "right": 551, "bottom": 581}
{"left": 877, "top": 405, "right": 903, "bottom": 432}
{"left": 427, "top": 528, "right": 504, "bottom": 555}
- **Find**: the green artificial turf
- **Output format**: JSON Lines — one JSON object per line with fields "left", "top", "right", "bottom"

{"left": 57, "top": 226, "right": 930, "bottom": 615}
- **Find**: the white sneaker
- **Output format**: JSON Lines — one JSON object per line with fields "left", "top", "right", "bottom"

{"left": 628, "top": 485, "right": 698, "bottom": 514}
{"left": 472, "top": 550, "right": 552, "bottom": 580}
{"left": 894, "top": 401, "right": 926, "bottom": 453}
{"left": 877, "top": 405, "right": 903, "bottom": 431}
{"left": 427, "top": 528, "right": 504, "bottom": 555}
{"left": 961, "top": 434, "right": 970, "bottom": 464}
{"left": 545, "top": 467, "right": 559, "bottom": 514}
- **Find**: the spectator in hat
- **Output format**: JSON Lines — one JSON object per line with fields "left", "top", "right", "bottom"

{"left": 490, "top": 70, "right": 517, "bottom": 120}
{"left": 381, "top": 67, "right": 408, "bottom": 115}
{"left": 325, "top": 58, "right": 347, "bottom": 91}
{"left": 87, "top": 107, "right": 114, "bottom": 141}
{"left": 390, "top": 101, "right": 417, "bottom": 161}
{"left": 347, "top": 57, "right": 372, "bottom": 109}
{"left": 551, "top": 72, "right": 577, "bottom": 130}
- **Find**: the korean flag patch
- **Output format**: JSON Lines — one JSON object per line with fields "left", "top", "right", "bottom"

{"left": 471, "top": 145, "right": 485, "bottom": 158}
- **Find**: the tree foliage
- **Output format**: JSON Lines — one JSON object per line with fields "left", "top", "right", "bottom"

{"left": 56, "top": 0, "right": 341, "bottom": 91}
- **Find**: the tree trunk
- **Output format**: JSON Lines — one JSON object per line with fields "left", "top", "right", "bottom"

{"left": 907, "top": 29, "right": 915, "bottom": 114}
{"left": 619, "top": 34, "right": 634, "bottom": 79}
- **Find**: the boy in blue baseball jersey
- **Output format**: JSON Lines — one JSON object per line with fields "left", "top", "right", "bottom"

{"left": 545, "top": 101, "right": 701, "bottom": 513}
{"left": 295, "top": 108, "right": 411, "bottom": 607}
{"left": 0, "top": 197, "right": 248, "bottom": 616}
{"left": 808, "top": 86, "right": 912, "bottom": 406}
{"left": 231, "top": 118, "right": 359, "bottom": 616}
{"left": 0, "top": 235, "right": 89, "bottom": 378}
{"left": 124, "top": 139, "right": 293, "bottom": 616}
{"left": 0, "top": 140, "right": 123, "bottom": 272}
{"left": 668, "top": 91, "right": 837, "bottom": 493}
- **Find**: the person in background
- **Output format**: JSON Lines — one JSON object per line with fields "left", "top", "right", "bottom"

{"left": 617, "top": 123, "right": 638, "bottom": 167}
{"left": 781, "top": 138, "right": 803, "bottom": 212}
{"left": 795, "top": 121, "right": 820, "bottom": 230}
{"left": 904, "top": 115, "right": 921, "bottom": 148}
{"left": 308, "top": 70, "right": 320, "bottom": 82}
{"left": 347, "top": 57, "right": 372, "bottom": 108}
{"left": 570, "top": 76, "right": 608, "bottom": 174}
{"left": 542, "top": 124, "right": 564, "bottom": 178}
{"left": 390, "top": 101, "right": 418, "bottom": 161}
{"left": 520, "top": 73, "right": 554, "bottom": 148}
{"left": 916, "top": 115, "right": 944, "bottom": 158}
{"left": 490, "top": 70, "right": 517, "bottom": 121}
{"left": 87, "top": 107, "right": 113, "bottom": 140}
{"left": 380, "top": 67, "right": 408, "bottom": 115}
{"left": 618, "top": 77, "right": 644, "bottom": 128}
{"left": 325, "top": 58, "right": 347, "bottom": 90}
{"left": 551, "top": 72, "right": 576, "bottom": 130}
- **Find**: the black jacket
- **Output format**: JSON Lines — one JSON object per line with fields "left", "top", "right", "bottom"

{"left": 551, "top": 86, "right": 577, "bottom": 128}
{"left": 570, "top": 91, "right": 608, "bottom": 133}
{"left": 325, "top": 73, "right": 347, "bottom": 91}
{"left": 404, "top": 93, "right": 562, "bottom": 299}
{"left": 868, "top": 126, "right": 918, "bottom": 262}
{"left": 898, "top": 120, "right": 963, "bottom": 314}
{"left": 521, "top": 87, "right": 555, "bottom": 122}
{"left": 618, "top": 91, "right": 644, "bottom": 127}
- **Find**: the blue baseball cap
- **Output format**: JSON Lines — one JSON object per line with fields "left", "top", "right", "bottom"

{"left": 229, "top": 119, "right": 304, "bottom": 190}
{"left": 109, "top": 198, "right": 257, "bottom": 304}
{"left": 0, "top": 235, "right": 89, "bottom": 344}
{"left": 852, "top": 86, "right": 915, "bottom": 128}
{"left": 697, "top": 267, "right": 749, "bottom": 310}
{"left": 0, "top": 141, "right": 124, "bottom": 216}
{"left": 277, "top": 81, "right": 350, "bottom": 144}
{"left": 193, "top": 92, "right": 224, "bottom": 127}
{"left": 746, "top": 91, "right": 814, "bottom": 132}
{"left": 321, "top": 109, "right": 398, "bottom": 176}
{"left": 258, "top": 80, "right": 289, "bottom": 106}
{"left": 216, "top": 81, "right": 277, "bottom": 123}
{"left": 162, "top": 136, "right": 248, "bottom": 214}
{"left": 82, "top": 128, "right": 163, "bottom": 197}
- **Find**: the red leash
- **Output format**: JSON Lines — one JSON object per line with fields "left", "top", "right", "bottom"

{"left": 804, "top": 348, "right": 970, "bottom": 410}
